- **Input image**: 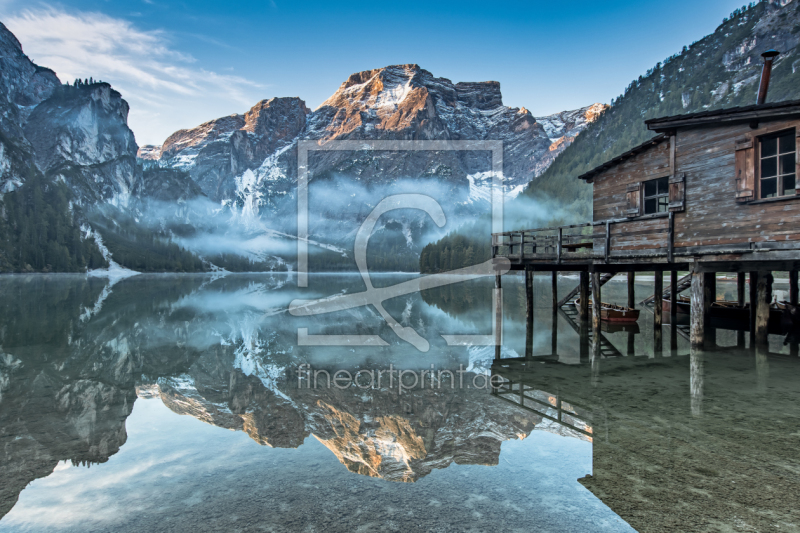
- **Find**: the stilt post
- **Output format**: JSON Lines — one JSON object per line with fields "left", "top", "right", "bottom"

{"left": 551, "top": 271, "right": 558, "bottom": 312}
{"left": 737, "top": 272, "right": 746, "bottom": 307}
{"left": 579, "top": 272, "right": 589, "bottom": 320}
{"left": 755, "top": 272, "right": 773, "bottom": 346}
{"left": 591, "top": 271, "right": 601, "bottom": 332}
{"left": 670, "top": 271, "right": 678, "bottom": 320}
{"left": 525, "top": 267, "right": 533, "bottom": 358}
{"left": 627, "top": 271, "right": 635, "bottom": 309}
{"left": 690, "top": 269, "right": 706, "bottom": 348}
{"left": 749, "top": 271, "right": 758, "bottom": 339}
{"left": 654, "top": 271, "right": 663, "bottom": 327}
{"left": 495, "top": 274, "right": 502, "bottom": 359}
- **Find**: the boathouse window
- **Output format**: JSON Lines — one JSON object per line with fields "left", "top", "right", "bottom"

{"left": 759, "top": 130, "right": 796, "bottom": 198}
{"left": 643, "top": 176, "right": 669, "bottom": 214}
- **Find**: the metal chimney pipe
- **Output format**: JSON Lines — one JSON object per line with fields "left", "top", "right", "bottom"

{"left": 757, "top": 49, "right": 780, "bottom": 105}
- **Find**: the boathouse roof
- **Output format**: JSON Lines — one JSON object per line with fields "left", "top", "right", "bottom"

{"left": 577, "top": 98, "right": 800, "bottom": 182}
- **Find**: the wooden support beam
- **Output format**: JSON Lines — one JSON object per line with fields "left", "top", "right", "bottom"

{"left": 737, "top": 272, "right": 746, "bottom": 307}
{"left": 791, "top": 270, "right": 799, "bottom": 306}
{"left": 704, "top": 272, "right": 716, "bottom": 347}
{"left": 579, "top": 320, "right": 590, "bottom": 361}
{"left": 627, "top": 272, "right": 635, "bottom": 309}
{"left": 749, "top": 271, "right": 758, "bottom": 339}
{"left": 690, "top": 270, "right": 706, "bottom": 348}
{"left": 551, "top": 311, "right": 558, "bottom": 356}
{"left": 670, "top": 271, "right": 678, "bottom": 320}
{"left": 495, "top": 274, "right": 502, "bottom": 360}
{"left": 552, "top": 271, "right": 558, "bottom": 312}
{"left": 525, "top": 268, "right": 533, "bottom": 358}
{"left": 755, "top": 272, "right": 773, "bottom": 346}
{"left": 579, "top": 272, "right": 589, "bottom": 320}
{"left": 654, "top": 271, "right": 663, "bottom": 327}
{"left": 592, "top": 272, "right": 602, "bottom": 332}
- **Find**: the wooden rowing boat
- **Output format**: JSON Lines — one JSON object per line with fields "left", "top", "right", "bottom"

{"left": 574, "top": 298, "right": 640, "bottom": 323}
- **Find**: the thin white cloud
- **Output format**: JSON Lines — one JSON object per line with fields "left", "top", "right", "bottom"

{"left": 5, "top": 7, "right": 265, "bottom": 145}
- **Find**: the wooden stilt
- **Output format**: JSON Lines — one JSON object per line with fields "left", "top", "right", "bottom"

{"left": 495, "top": 274, "right": 502, "bottom": 359}
{"left": 670, "top": 271, "right": 678, "bottom": 321}
{"left": 704, "top": 272, "right": 716, "bottom": 348}
{"left": 654, "top": 271, "right": 663, "bottom": 327}
{"left": 690, "top": 270, "right": 706, "bottom": 348}
{"left": 591, "top": 272, "right": 601, "bottom": 332}
{"left": 627, "top": 329, "right": 636, "bottom": 356}
{"left": 551, "top": 311, "right": 558, "bottom": 356}
{"left": 749, "top": 271, "right": 758, "bottom": 339}
{"left": 551, "top": 271, "right": 558, "bottom": 312}
{"left": 525, "top": 268, "right": 533, "bottom": 358}
{"left": 654, "top": 271, "right": 663, "bottom": 354}
{"left": 737, "top": 272, "right": 746, "bottom": 307}
{"left": 755, "top": 272, "right": 772, "bottom": 346}
{"left": 690, "top": 347, "right": 704, "bottom": 417}
{"left": 791, "top": 270, "right": 799, "bottom": 306}
{"left": 579, "top": 272, "right": 589, "bottom": 320}
{"left": 627, "top": 271, "right": 635, "bottom": 309}
{"left": 579, "top": 320, "right": 590, "bottom": 362}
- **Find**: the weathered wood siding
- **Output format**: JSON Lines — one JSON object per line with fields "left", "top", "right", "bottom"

{"left": 591, "top": 117, "right": 800, "bottom": 253}
{"left": 675, "top": 117, "right": 800, "bottom": 247}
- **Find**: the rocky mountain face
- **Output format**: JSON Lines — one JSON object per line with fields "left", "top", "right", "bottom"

{"left": 142, "top": 64, "right": 603, "bottom": 217}
{"left": 0, "top": 22, "right": 140, "bottom": 205}
{"left": 24, "top": 83, "right": 140, "bottom": 205}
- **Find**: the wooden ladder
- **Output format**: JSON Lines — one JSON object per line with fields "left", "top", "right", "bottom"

{"left": 641, "top": 273, "right": 692, "bottom": 305}
{"left": 557, "top": 272, "right": 617, "bottom": 309}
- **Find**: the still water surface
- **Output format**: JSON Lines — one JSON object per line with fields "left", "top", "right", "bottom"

{"left": 0, "top": 273, "right": 797, "bottom": 532}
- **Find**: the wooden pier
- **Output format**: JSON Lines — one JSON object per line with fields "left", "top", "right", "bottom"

{"left": 492, "top": 97, "right": 800, "bottom": 348}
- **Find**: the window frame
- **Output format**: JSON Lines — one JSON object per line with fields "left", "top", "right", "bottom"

{"left": 757, "top": 128, "right": 796, "bottom": 200}
{"left": 642, "top": 175, "right": 670, "bottom": 215}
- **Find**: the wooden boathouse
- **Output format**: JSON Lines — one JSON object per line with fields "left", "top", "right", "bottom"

{"left": 492, "top": 51, "right": 800, "bottom": 349}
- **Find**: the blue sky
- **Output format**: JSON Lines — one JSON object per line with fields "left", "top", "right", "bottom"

{"left": 2, "top": 0, "right": 751, "bottom": 145}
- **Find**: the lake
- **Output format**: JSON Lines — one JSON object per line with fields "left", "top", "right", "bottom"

{"left": 0, "top": 272, "right": 797, "bottom": 532}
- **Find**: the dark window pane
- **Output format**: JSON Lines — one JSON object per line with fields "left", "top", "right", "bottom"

{"left": 762, "top": 136, "right": 777, "bottom": 157}
{"left": 779, "top": 133, "right": 795, "bottom": 154}
{"left": 644, "top": 198, "right": 656, "bottom": 214}
{"left": 644, "top": 180, "right": 656, "bottom": 197}
{"left": 780, "top": 153, "right": 795, "bottom": 175}
{"left": 658, "top": 197, "right": 669, "bottom": 212}
{"left": 657, "top": 177, "right": 669, "bottom": 195}
{"left": 783, "top": 174, "right": 796, "bottom": 196}
{"left": 762, "top": 157, "right": 777, "bottom": 178}
{"left": 762, "top": 177, "right": 777, "bottom": 198}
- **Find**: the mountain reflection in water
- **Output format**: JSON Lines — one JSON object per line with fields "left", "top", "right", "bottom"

{"left": 0, "top": 273, "right": 797, "bottom": 532}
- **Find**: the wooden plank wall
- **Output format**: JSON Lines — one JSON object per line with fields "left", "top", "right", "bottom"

{"left": 590, "top": 117, "right": 800, "bottom": 253}
{"left": 675, "top": 117, "right": 800, "bottom": 248}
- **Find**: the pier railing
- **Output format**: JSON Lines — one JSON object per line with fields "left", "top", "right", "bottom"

{"left": 492, "top": 212, "right": 676, "bottom": 263}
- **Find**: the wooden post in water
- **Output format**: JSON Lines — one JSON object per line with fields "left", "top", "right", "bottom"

{"left": 627, "top": 272, "right": 635, "bottom": 309}
{"left": 670, "top": 271, "right": 678, "bottom": 321}
{"left": 495, "top": 274, "right": 502, "bottom": 359}
{"left": 755, "top": 272, "right": 773, "bottom": 347}
{"left": 704, "top": 272, "right": 716, "bottom": 347}
{"left": 525, "top": 267, "right": 533, "bottom": 358}
{"left": 551, "top": 311, "right": 558, "bottom": 356}
{"left": 579, "top": 272, "right": 589, "bottom": 320}
{"left": 690, "top": 269, "right": 706, "bottom": 348}
{"left": 791, "top": 270, "right": 799, "bottom": 306}
{"left": 737, "top": 273, "right": 746, "bottom": 307}
{"left": 654, "top": 271, "right": 663, "bottom": 354}
{"left": 654, "top": 271, "right": 663, "bottom": 327}
{"left": 749, "top": 271, "right": 758, "bottom": 341}
{"left": 551, "top": 271, "right": 558, "bottom": 313}
{"left": 591, "top": 272, "right": 602, "bottom": 332}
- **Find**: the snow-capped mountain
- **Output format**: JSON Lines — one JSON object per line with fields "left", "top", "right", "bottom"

{"left": 141, "top": 64, "right": 604, "bottom": 215}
